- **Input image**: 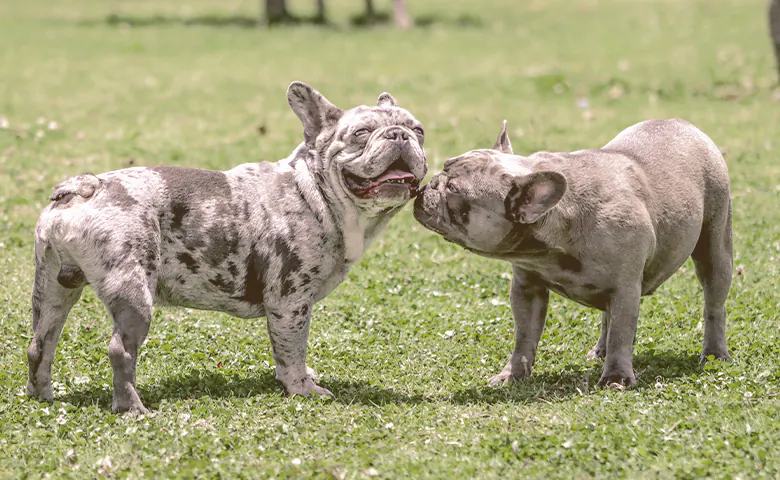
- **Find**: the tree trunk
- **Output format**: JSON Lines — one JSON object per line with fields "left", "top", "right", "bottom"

{"left": 265, "top": 0, "right": 289, "bottom": 25}
{"left": 315, "top": 0, "right": 327, "bottom": 23}
{"left": 770, "top": 0, "right": 780, "bottom": 80}
{"left": 364, "top": 0, "right": 376, "bottom": 24}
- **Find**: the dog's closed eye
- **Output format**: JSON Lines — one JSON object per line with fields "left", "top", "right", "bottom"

{"left": 354, "top": 128, "right": 371, "bottom": 137}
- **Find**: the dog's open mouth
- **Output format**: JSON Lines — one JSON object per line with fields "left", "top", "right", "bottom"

{"left": 343, "top": 159, "right": 419, "bottom": 198}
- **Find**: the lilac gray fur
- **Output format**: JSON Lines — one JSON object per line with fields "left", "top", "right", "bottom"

{"left": 415, "top": 119, "right": 732, "bottom": 388}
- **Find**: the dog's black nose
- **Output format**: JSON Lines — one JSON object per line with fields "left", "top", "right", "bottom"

{"left": 383, "top": 127, "right": 410, "bottom": 141}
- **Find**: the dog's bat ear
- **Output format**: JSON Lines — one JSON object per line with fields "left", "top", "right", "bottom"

{"left": 492, "top": 120, "right": 513, "bottom": 154}
{"left": 377, "top": 92, "right": 398, "bottom": 108}
{"left": 287, "top": 82, "right": 344, "bottom": 146}
{"left": 504, "top": 171, "right": 566, "bottom": 223}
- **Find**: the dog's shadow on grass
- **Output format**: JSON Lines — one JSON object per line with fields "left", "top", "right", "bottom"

{"left": 97, "top": 13, "right": 325, "bottom": 29}
{"left": 59, "top": 350, "right": 703, "bottom": 410}
{"left": 59, "top": 370, "right": 430, "bottom": 410}
{"left": 73, "top": 12, "right": 483, "bottom": 30}
{"left": 448, "top": 350, "right": 704, "bottom": 405}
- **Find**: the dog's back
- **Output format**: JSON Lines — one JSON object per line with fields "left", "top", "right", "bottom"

{"left": 602, "top": 119, "right": 729, "bottom": 210}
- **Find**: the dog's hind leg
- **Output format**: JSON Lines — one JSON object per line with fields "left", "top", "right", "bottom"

{"left": 691, "top": 201, "right": 733, "bottom": 363}
{"left": 27, "top": 246, "right": 85, "bottom": 401}
{"left": 94, "top": 268, "right": 155, "bottom": 414}
{"left": 587, "top": 312, "right": 609, "bottom": 361}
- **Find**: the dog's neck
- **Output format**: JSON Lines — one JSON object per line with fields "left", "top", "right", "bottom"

{"left": 486, "top": 153, "right": 588, "bottom": 261}
{"left": 515, "top": 154, "right": 583, "bottom": 242}
{"left": 290, "top": 143, "right": 401, "bottom": 265}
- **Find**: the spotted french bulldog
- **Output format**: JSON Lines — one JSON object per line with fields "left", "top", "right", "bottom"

{"left": 27, "top": 82, "right": 427, "bottom": 413}
{"left": 414, "top": 119, "right": 732, "bottom": 388}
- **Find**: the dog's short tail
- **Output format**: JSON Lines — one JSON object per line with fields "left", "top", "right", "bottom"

{"left": 50, "top": 174, "right": 102, "bottom": 203}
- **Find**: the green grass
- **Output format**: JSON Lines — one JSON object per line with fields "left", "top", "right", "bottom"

{"left": 1, "top": 0, "right": 779, "bottom": 477}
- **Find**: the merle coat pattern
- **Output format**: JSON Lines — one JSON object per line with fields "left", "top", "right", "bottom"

{"left": 414, "top": 119, "right": 732, "bottom": 388}
{"left": 27, "top": 82, "right": 427, "bottom": 413}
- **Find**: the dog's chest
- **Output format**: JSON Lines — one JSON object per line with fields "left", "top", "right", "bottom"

{"left": 315, "top": 263, "right": 350, "bottom": 302}
{"left": 541, "top": 279, "right": 611, "bottom": 311}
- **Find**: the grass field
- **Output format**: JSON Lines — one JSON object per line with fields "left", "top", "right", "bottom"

{"left": 1, "top": 0, "right": 779, "bottom": 477}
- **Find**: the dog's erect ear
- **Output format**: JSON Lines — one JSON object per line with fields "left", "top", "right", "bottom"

{"left": 492, "top": 120, "right": 513, "bottom": 154}
{"left": 377, "top": 92, "right": 398, "bottom": 108}
{"left": 504, "top": 171, "right": 566, "bottom": 223}
{"left": 287, "top": 82, "right": 344, "bottom": 146}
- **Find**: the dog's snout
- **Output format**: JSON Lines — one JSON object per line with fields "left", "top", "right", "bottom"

{"left": 383, "top": 127, "right": 409, "bottom": 142}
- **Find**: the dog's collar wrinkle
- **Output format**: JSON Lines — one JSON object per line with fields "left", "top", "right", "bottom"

{"left": 501, "top": 225, "right": 545, "bottom": 253}
{"left": 289, "top": 146, "right": 338, "bottom": 229}
{"left": 303, "top": 145, "right": 337, "bottom": 203}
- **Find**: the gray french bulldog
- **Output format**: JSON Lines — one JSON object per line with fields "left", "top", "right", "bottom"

{"left": 27, "top": 82, "right": 427, "bottom": 413}
{"left": 414, "top": 119, "right": 732, "bottom": 387}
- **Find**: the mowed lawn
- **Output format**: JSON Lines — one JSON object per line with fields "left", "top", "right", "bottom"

{"left": 1, "top": 0, "right": 779, "bottom": 477}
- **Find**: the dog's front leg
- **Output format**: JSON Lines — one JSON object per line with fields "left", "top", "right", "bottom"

{"left": 267, "top": 305, "right": 332, "bottom": 397}
{"left": 598, "top": 285, "right": 641, "bottom": 387}
{"left": 489, "top": 267, "right": 549, "bottom": 385}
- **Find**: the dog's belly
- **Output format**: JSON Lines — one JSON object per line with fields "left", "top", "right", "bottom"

{"left": 640, "top": 219, "right": 703, "bottom": 295}
{"left": 152, "top": 237, "right": 345, "bottom": 320}
{"left": 534, "top": 237, "right": 699, "bottom": 310}
{"left": 154, "top": 268, "right": 266, "bottom": 319}
{"left": 640, "top": 254, "right": 695, "bottom": 296}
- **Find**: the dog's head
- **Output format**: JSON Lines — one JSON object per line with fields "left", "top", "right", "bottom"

{"left": 287, "top": 82, "right": 427, "bottom": 214}
{"left": 413, "top": 121, "right": 567, "bottom": 254}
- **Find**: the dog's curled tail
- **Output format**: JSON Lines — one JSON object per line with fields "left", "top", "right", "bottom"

{"left": 50, "top": 174, "right": 102, "bottom": 204}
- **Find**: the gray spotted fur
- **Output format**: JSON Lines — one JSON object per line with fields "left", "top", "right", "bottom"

{"left": 414, "top": 119, "right": 732, "bottom": 388}
{"left": 27, "top": 82, "right": 427, "bottom": 413}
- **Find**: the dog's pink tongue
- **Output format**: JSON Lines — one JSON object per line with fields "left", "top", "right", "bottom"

{"left": 375, "top": 169, "right": 415, "bottom": 183}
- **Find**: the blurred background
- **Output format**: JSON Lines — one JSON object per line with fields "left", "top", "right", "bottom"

{"left": 2, "top": 1, "right": 780, "bottom": 477}
{"left": 1, "top": 0, "right": 776, "bottom": 179}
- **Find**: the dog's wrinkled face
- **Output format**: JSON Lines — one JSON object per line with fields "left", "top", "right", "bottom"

{"left": 414, "top": 149, "right": 518, "bottom": 253}
{"left": 287, "top": 83, "right": 427, "bottom": 214}
{"left": 413, "top": 121, "right": 566, "bottom": 254}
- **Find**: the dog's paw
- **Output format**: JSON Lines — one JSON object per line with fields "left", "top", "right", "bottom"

{"left": 112, "top": 401, "right": 149, "bottom": 415}
{"left": 488, "top": 362, "right": 530, "bottom": 386}
{"left": 26, "top": 381, "right": 53, "bottom": 402}
{"left": 306, "top": 366, "right": 320, "bottom": 382}
{"left": 111, "top": 391, "right": 149, "bottom": 415}
{"left": 488, "top": 371, "right": 516, "bottom": 386}
{"left": 597, "top": 371, "right": 637, "bottom": 388}
{"left": 309, "top": 384, "right": 334, "bottom": 397}
{"left": 284, "top": 376, "right": 334, "bottom": 398}
{"left": 699, "top": 350, "right": 732, "bottom": 365}
{"left": 586, "top": 345, "right": 606, "bottom": 361}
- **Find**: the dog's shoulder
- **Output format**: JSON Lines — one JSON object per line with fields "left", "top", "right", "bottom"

{"left": 226, "top": 160, "right": 286, "bottom": 180}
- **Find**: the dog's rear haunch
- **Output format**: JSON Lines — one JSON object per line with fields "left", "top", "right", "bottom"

{"left": 27, "top": 82, "right": 427, "bottom": 413}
